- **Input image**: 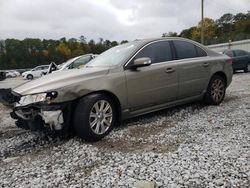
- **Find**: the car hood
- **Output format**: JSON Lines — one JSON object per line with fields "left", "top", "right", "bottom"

{"left": 13, "top": 67, "right": 109, "bottom": 95}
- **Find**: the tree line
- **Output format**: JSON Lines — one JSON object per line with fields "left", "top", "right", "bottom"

{"left": 162, "top": 11, "right": 250, "bottom": 45}
{"left": 0, "top": 11, "right": 249, "bottom": 70}
{"left": 0, "top": 36, "right": 128, "bottom": 70}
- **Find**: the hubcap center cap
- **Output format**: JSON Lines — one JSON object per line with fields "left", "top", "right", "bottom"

{"left": 97, "top": 112, "right": 104, "bottom": 120}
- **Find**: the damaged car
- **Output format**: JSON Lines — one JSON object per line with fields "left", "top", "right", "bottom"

{"left": 46, "top": 54, "right": 98, "bottom": 74}
{"left": 0, "top": 38, "right": 233, "bottom": 141}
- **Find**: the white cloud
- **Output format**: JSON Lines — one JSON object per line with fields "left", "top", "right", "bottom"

{"left": 0, "top": 0, "right": 249, "bottom": 41}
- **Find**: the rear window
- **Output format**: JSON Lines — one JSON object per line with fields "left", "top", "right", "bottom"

{"left": 195, "top": 46, "right": 207, "bottom": 57}
{"left": 235, "top": 50, "right": 247, "bottom": 56}
{"left": 224, "top": 50, "right": 234, "bottom": 57}
{"left": 173, "top": 40, "right": 202, "bottom": 59}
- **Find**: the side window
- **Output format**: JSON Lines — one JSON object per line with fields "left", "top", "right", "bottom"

{"left": 34, "top": 67, "right": 42, "bottom": 71}
{"left": 41, "top": 66, "right": 49, "bottom": 70}
{"left": 71, "top": 56, "right": 91, "bottom": 69}
{"left": 173, "top": 40, "right": 198, "bottom": 59}
{"left": 195, "top": 46, "right": 207, "bottom": 57}
{"left": 224, "top": 50, "right": 234, "bottom": 57}
{"left": 134, "top": 41, "right": 173, "bottom": 64}
{"left": 235, "top": 50, "right": 247, "bottom": 57}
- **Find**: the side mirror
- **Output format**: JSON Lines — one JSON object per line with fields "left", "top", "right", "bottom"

{"left": 130, "top": 57, "right": 151, "bottom": 69}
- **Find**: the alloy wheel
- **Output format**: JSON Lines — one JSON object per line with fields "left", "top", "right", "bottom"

{"left": 89, "top": 100, "right": 113, "bottom": 135}
{"left": 211, "top": 79, "right": 225, "bottom": 103}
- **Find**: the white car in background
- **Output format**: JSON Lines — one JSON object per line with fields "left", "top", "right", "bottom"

{"left": 47, "top": 54, "right": 98, "bottom": 74}
{"left": 5, "top": 70, "right": 21, "bottom": 78}
{"left": 60, "top": 54, "right": 98, "bottom": 70}
{"left": 22, "top": 65, "right": 49, "bottom": 79}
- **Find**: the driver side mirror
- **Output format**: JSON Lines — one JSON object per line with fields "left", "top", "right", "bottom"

{"left": 130, "top": 57, "right": 152, "bottom": 69}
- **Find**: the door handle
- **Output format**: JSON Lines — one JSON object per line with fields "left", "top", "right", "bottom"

{"left": 165, "top": 68, "right": 175, "bottom": 73}
{"left": 203, "top": 62, "right": 209, "bottom": 67}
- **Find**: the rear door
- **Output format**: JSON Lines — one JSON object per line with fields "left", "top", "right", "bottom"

{"left": 124, "top": 40, "right": 178, "bottom": 111}
{"left": 172, "top": 39, "right": 210, "bottom": 99}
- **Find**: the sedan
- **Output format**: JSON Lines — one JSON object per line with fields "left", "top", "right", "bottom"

{"left": 22, "top": 65, "right": 49, "bottom": 79}
{"left": 222, "top": 49, "right": 250, "bottom": 73}
{"left": 4, "top": 37, "right": 233, "bottom": 141}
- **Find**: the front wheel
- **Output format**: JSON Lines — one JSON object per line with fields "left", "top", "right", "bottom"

{"left": 27, "top": 74, "right": 33, "bottom": 80}
{"left": 74, "top": 93, "right": 116, "bottom": 141}
{"left": 244, "top": 63, "right": 250, "bottom": 73}
{"left": 204, "top": 75, "right": 226, "bottom": 105}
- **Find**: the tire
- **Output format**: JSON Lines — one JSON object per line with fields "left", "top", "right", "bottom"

{"left": 244, "top": 63, "right": 250, "bottom": 73}
{"left": 73, "top": 93, "right": 116, "bottom": 142}
{"left": 27, "top": 74, "right": 33, "bottom": 80}
{"left": 204, "top": 75, "right": 226, "bottom": 105}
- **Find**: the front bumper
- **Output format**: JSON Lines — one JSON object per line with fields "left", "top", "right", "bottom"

{"left": 11, "top": 103, "right": 71, "bottom": 131}
{"left": 0, "top": 89, "right": 75, "bottom": 134}
{"left": 12, "top": 104, "right": 65, "bottom": 131}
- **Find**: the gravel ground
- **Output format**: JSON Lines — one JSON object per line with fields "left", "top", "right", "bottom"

{"left": 0, "top": 74, "right": 249, "bottom": 187}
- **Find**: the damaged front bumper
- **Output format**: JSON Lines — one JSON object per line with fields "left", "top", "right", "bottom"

{"left": 12, "top": 104, "right": 65, "bottom": 131}
{"left": 0, "top": 88, "right": 73, "bottom": 133}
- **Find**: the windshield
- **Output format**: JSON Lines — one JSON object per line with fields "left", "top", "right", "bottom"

{"left": 86, "top": 41, "right": 143, "bottom": 67}
{"left": 60, "top": 57, "right": 78, "bottom": 70}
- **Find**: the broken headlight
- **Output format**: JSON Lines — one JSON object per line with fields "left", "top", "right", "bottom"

{"left": 16, "top": 91, "right": 58, "bottom": 106}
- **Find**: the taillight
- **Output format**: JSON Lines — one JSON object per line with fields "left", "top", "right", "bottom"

{"left": 227, "top": 59, "right": 233, "bottom": 65}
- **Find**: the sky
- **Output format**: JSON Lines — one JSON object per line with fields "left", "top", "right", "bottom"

{"left": 0, "top": 0, "right": 249, "bottom": 41}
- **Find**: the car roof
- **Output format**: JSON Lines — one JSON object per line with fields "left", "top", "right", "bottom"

{"left": 133, "top": 37, "right": 204, "bottom": 45}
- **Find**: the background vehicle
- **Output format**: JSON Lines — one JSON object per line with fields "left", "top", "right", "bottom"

{"left": 48, "top": 54, "right": 98, "bottom": 74}
{"left": 0, "top": 71, "right": 6, "bottom": 81}
{"left": 8, "top": 38, "right": 233, "bottom": 141}
{"left": 5, "top": 70, "right": 20, "bottom": 78}
{"left": 222, "top": 49, "right": 250, "bottom": 73}
{"left": 22, "top": 65, "right": 49, "bottom": 79}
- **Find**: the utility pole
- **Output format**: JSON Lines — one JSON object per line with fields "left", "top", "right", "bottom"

{"left": 201, "top": 0, "right": 204, "bottom": 44}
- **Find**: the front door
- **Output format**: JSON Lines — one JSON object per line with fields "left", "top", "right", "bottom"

{"left": 124, "top": 40, "right": 178, "bottom": 111}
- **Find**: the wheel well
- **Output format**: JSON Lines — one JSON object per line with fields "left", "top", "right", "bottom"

{"left": 212, "top": 72, "right": 227, "bottom": 86}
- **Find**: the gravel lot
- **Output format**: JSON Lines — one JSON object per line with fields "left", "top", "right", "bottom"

{"left": 0, "top": 74, "right": 249, "bottom": 187}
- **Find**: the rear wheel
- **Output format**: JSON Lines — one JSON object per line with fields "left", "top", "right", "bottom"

{"left": 244, "top": 63, "right": 250, "bottom": 73}
{"left": 204, "top": 75, "right": 226, "bottom": 105}
{"left": 27, "top": 74, "right": 33, "bottom": 80}
{"left": 73, "top": 93, "right": 116, "bottom": 141}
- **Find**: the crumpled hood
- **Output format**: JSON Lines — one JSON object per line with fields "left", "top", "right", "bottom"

{"left": 13, "top": 67, "right": 109, "bottom": 95}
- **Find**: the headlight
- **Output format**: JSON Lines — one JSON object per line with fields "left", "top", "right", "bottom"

{"left": 16, "top": 91, "right": 58, "bottom": 106}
